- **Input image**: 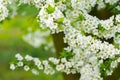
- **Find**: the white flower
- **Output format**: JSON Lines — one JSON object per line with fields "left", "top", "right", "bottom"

{"left": 49, "top": 57, "right": 59, "bottom": 64}
{"left": 45, "top": 0, "right": 54, "bottom": 6}
{"left": 17, "top": 61, "right": 23, "bottom": 67}
{"left": 65, "top": 62, "right": 72, "bottom": 68}
{"left": 42, "top": 60, "right": 48, "bottom": 66}
{"left": 24, "top": 65, "right": 30, "bottom": 71}
{"left": 33, "top": 58, "right": 41, "bottom": 66}
{"left": 0, "top": 4, "right": 8, "bottom": 21}
{"left": 76, "top": 60, "right": 84, "bottom": 67}
{"left": 110, "top": 61, "right": 118, "bottom": 68}
{"left": 52, "top": 8, "right": 64, "bottom": 20}
{"left": 56, "top": 64, "right": 64, "bottom": 71}
{"left": 31, "top": 69, "right": 39, "bottom": 75}
{"left": 15, "top": 53, "right": 23, "bottom": 61}
{"left": 61, "top": 58, "right": 67, "bottom": 63}
{"left": 25, "top": 55, "right": 33, "bottom": 61}
{"left": 106, "top": 70, "right": 113, "bottom": 76}
{"left": 44, "top": 69, "right": 50, "bottom": 74}
{"left": 37, "top": 65, "right": 43, "bottom": 70}
{"left": 49, "top": 69, "right": 55, "bottom": 75}
{"left": 19, "top": 0, "right": 32, "bottom": 4}
{"left": 10, "top": 64, "right": 16, "bottom": 70}
{"left": 117, "top": 57, "right": 120, "bottom": 62}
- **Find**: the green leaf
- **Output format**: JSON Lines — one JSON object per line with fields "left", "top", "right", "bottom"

{"left": 98, "top": 23, "right": 106, "bottom": 32}
{"left": 60, "top": 50, "right": 74, "bottom": 59}
{"left": 62, "top": 0, "right": 70, "bottom": 3}
{"left": 66, "top": 5, "right": 73, "bottom": 10}
{"left": 58, "top": 23, "right": 64, "bottom": 30}
{"left": 100, "top": 58, "right": 117, "bottom": 77}
{"left": 46, "top": 5, "right": 55, "bottom": 14}
{"left": 75, "top": 14, "right": 86, "bottom": 21}
{"left": 111, "top": 8, "right": 120, "bottom": 14}
{"left": 56, "top": 17, "right": 64, "bottom": 23}
{"left": 70, "top": 22, "right": 76, "bottom": 27}
{"left": 108, "top": 3, "right": 120, "bottom": 14}
{"left": 115, "top": 32, "right": 120, "bottom": 37}
{"left": 54, "top": 0, "right": 59, "bottom": 3}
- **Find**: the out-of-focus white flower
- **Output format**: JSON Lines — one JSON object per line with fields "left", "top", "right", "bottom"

{"left": 49, "top": 57, "right": 59, "bottom": 64}
{"left": 56, "top": 64, "right": 64, "bottom": 71}
{"left": 17, "top": 61, "right": 23, "bottom": 67}
{"left": 31, "top": 69, "right": 39, "bottom": 75}
{"left": 42, "top": 60, "right": 48, "bottom": 66}
{"left": 25, "top": 55, "right": 33, "bottom": 61}
{"left": 0, "top": 4, "right": 8, "bottom": 21}
{"left": 33, "top": 58, "right": 41, "bottom": 66}
{"left": 10, "top": 64, "right": 16, "bottom": 70}
{"left": 15, "top": 53, "right": 23, "bottom": 61}
{"left": 24, "top": 65, "right": 30, "bottom": 71}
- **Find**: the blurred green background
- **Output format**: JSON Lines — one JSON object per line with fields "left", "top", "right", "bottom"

{"left": 0, "top": 4, "right": 63, "bottom": 80}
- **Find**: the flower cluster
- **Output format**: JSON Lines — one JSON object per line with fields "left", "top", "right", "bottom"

{"left": 10, "top": 53, "right": 77, "bottom": 75}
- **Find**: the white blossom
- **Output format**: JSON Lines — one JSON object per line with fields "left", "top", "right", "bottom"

{"left": 56, "top": 64, "right": 64, "bottom": 71}
{"left": 25, "top": 55, "right": 33, "bottom": 61}
{"left": 17, "top": 61, "right": 23, "bottom": 67}
{"left": 10, "top": 64, "right": 16, "bottom": 70}
{"left": 0, "top": 4, "right": 8, "bottom": 21}
{"left": 24, "top": 65, "right": 30, "bottom": 71}
{"left": 15, "top": 53, "right": 23, "bottom": 61}
{"left": 31, "top": 69, "right": 39, "bottom": 75}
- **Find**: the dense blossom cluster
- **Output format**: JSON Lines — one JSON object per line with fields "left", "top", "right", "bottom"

{"left": 0, "top": 0, "right": 119, "bottom": 80}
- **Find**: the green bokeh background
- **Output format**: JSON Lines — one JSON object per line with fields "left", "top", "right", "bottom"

{"left": 0, "top": 4, "right": 63, "bottom": 80}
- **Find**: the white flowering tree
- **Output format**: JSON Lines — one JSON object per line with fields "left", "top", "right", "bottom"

{"left": 1, "top": 0, "right": 120, "bottom": 80}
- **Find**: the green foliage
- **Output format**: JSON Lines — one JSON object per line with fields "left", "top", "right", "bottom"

{"left": 58, "top": 23, "right": 64, "bottom": 30}
{"left": 70, "top": 21, "right": 76, "bottom": 27}
{"left": 108, "top": 3, "right": 120, "bottom": 14}
{"left": 100, "top": 58, "right": 117, "bottom": 77}
{"left": 60, "top": 50, "right": 74, "bottom": 59}
{"left": 115, "top": 32, "right": 120, "bottom": 37}
{"left": 70, "top": 14, "right": 85, "bottom": 27}
{"left": 17, "top": 4, "right": 39, "bottom": 15}
{"left": 111, "top": 8, "right": 120, "bottom": 14}
{"left": 56, "top": 17, "right": 64, "bottom": 23}
{"left": 75, "top": 14, "right": 86, "bottom": 21}
{"left": 98, "top": 23, "right": 106, "bottom": 32}
{"left": 46, "top": 5, "right": 55, "bottom": 14}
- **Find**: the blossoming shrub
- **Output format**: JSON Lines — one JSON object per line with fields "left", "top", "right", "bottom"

{"left": 1, "top": 0, "right": 120, "bottom": 80}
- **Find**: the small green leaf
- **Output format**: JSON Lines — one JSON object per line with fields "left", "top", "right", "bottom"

{"left": 100, "top": 58, "right": 117, "bottom": 77}
{"left": 70, "top": 22, "right": 76, "bottom": 27}
{"left": 98, "top": 23, "right": 106, "bottom": 32}
{"left": 75, "top": 14, "right": 86, "bottom": 21}
{"left": 111, "top": 8, "right": 120, "bottom": 14}
{"left": 56, "top": 17, "right": 64, "bottom": 23}
{"left": 58, "top": 23, "right": 64, "bottom": 30}
{"left": 67, "top": 5, "right": 73, "bottom": 10}
{"left": 115, "top": 32, "right": 120, "bottom": 37}
{"left": 60, "top": 50, "right": 74, "bottom": 59}
{"left": 54, "top": 0, "right": 59, "bottom": 3}
{"left": 108, "top": 3, "right": 120, "bottom": 14}
{"left": 46, "top": 5, "right": 55, "bottom": 14}
{"left": 62, "top": 0, "right": 70, "bottom": 3}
